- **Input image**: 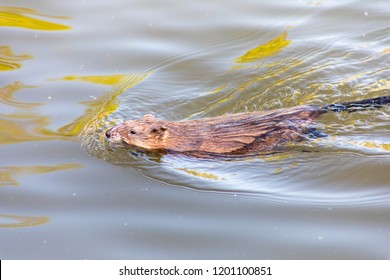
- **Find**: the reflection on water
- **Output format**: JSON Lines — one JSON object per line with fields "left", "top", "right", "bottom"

{"left": 235, "top": 31, "right": 292, "bottom": 64}
{"left": 0, "top": 112, "right": 72, "bottom": 144}
{"left": 60, "top": 74, "right": 136, "bottom": 86}
{"left": 0, "top": 46, "right": 32, "bottom": 71}
{"left": 0, "top": 213, "right": 49, "bottom": 228}
{"left": 0, "top": 164, "right": 83, "bottom": 187}
{"left": 0, "top": 5, "right": 73, "bottom": 143}
{"left": 176, "top": 168, "right": 224, "bottom": 181}
{"left": 0, "top": 114, "right": 41, "bottom": 144}
{"left": 60, "top": 72, "right": 151, "bottom": 138}
{"left": 1, "top": 0, "right": 390, "bottom": 259}
{"left": 0, "top": 6, "right": 70, "bottom": 30}
{"left": 0, "top": 82, "right": 40, "bottom": 108}
{"left": 0, "top": 73, "right": 151, "bottom": 143}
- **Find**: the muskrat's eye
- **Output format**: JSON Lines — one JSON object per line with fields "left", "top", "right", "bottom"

{"left": 150, "top": 128, "right": 157, "bottom": 133}
{"left": 130, "top": 130, "right": 136, "bottom": 135}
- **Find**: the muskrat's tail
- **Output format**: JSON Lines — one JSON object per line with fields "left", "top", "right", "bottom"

{"left": 321, "top": 95, "right": 390, "bottom": 113}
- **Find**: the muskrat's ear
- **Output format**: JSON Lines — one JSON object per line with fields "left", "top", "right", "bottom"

{"left": 151, "top": 126, "right": 167, "bottom": 140}
{"left": 151, "top": 126, "right": 167, "bottom": 134}
{"left": 143, "top": 114, "right": 155, "bottom": 120}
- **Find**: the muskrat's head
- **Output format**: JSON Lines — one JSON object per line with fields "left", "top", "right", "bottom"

{"left": 105, "top": 114, "right": 168, "bottom": 150}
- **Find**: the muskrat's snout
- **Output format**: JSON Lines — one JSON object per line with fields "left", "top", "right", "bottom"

{"left": 105, "top": 128, "right": 112, "bottom": 139}
{"left": 104, "top": 123, "right": 128, "bottom": 146}
{"left": 104, "top": 125, "right": 122, "bottom": 143}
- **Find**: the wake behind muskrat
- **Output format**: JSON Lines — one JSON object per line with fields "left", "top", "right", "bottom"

{"left": 105, "top": 95, "right": 390, "bottom": 158}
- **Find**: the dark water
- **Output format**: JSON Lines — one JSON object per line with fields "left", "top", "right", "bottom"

{"left": 1, "top": 0, "right": 390, "bottom": 259}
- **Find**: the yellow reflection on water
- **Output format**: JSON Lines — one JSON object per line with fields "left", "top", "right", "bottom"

{"left": 0, "top": 6, "right": 70, "bottom": 30}
{"left": 0, "top": 73, "right": 151, "bottom": 147}
{"left": 0, "top": 213, "right": 49, "bottom": 228}
{"left": 0, "top": 113, "right": 70, "bottom": 144}
{"left": 206, "top": 85, "right": 227, "bottom": 95}
{"left": 0, "top": 46, "right": 32, "bottom": 71}
{"left": 61, "top": 74, "right": 133, "bottom": 86}
{"left": 1, "top": 82, "right": 66, "bottom": 144}
{"left": 362, "top": 141, "right": 390, "bottom": 151}
{"left": 342, "top": 77, "right": 390, "bottom": 96}
{"left": 59, "top": 73, "right": 152, "bottom": 137}
{"left": 263, "top": 154, "right": 293, "bottom": 162}
{"left": 177, "top": 168, "right": 224, "bottom": 181}
{"left": 0, "top": 164, "right": 84, "bottom": 187}
{"left": 237, "top": 58, "right": 304, "bottom": 92}
{"left": 0, "top": 81, "right": 40, "bottom": 108}
{"left": 235, "top": 31, "right": 291, "bottom": 64}
{"left": 196, "top": 31, "right": 300, "bottom": 116}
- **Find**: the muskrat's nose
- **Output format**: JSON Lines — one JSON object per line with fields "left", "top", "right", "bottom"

{"left": 105, "top": 128, "right": 112, "bottom": 138}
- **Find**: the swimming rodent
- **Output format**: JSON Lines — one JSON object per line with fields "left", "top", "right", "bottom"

{"left": 105, "top": 95, "right": 390, "bottom": 158}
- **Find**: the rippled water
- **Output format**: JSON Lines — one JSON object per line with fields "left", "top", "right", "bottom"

{"left": 1, "top": 0, "right": 390, "bottom": 259}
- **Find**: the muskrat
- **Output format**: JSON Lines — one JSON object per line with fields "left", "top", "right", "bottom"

{"left": 105, "top": 95, "right": 390, "bottom": 158}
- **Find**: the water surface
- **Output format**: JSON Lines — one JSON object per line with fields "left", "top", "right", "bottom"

{"left": 1, "top": 0, "right": 390, "bottom": 259}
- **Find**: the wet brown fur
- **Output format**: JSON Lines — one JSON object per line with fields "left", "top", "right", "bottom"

{"left": 105, "top": 105, "right": 323, "bottom": 157}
